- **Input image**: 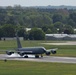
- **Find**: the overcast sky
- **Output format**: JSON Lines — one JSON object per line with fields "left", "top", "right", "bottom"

{"left": 0, "top": 0, "right": 76, "bottom": 6}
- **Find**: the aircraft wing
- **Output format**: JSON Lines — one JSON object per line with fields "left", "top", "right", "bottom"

{"left": 47, "top": 48, "right": 58, "bottom": 51}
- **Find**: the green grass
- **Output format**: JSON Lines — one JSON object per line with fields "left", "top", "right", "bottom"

{"left": 0, "top": 40, "right": 76, "bottom": 57}
{"left": 0, "top": 60, "right": 76, "bottom": 75}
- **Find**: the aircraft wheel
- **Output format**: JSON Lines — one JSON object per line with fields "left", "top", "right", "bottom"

{"left": 35, "top": 55, "right": 39, "bottom": 58}
{"left": 41, "top": 55, "right": 43, "bottom": 57}
{"left": 24, "top": 56, "right": 28, "bottom": 58}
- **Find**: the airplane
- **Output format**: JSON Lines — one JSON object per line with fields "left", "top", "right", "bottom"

{"left": 6, "top": 33, "right": 57, "bottom": 58}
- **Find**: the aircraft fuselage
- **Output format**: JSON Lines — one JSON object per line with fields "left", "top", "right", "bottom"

{"left": 17, "top": 47, "right": 46, "bottom": 54}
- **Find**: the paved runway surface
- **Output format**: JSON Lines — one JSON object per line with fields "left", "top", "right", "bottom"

{"left": 0, "top": 54, "right": 76, "bottom": 64}
{"left": 41, "top": 41, "right": 76, "bottom": 45}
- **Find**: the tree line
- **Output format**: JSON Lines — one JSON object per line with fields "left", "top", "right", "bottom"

{"left": 0, "top": 24, "right": 45, "bottom": 40}
{"left": 0, "top": 6, "right": 76, "bottom": 40}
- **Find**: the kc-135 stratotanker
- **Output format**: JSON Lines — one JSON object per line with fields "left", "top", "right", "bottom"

{"left": 6, "top": 33, "right": 57, "bottom": 58}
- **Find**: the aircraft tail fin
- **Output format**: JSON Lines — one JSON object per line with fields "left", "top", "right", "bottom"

{"left": 16, "top": 33, "right": 22, "bottom": 48}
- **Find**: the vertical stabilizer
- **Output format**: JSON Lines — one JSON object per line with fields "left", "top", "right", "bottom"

{"left": 16, "top": 33, "right": 22, "bottom": 48}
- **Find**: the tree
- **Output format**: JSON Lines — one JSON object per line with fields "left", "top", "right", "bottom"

{"left": 69, "top": 12, "right": 76, "bottom": 23}
{"left": 18, "top": 28, "right": 25, "bottom": 37}
{"left": 29, "top": 28, "right": 45, "bottom": 40}
{"left": 24, "top": 32, "right": 29, "bottom": 40}
{"left": 2, "top": 24, "right": 15, "bottom": 37}
{"left": 64, "top": 25, "right": 74, "bottom": 34}
{"left": 0, "top": 27, "right": 3, "bottom": 40}
{"left": 67, "top": 19, "right": 76, "bottom": 28}
{"left": 42, "top": 26, "right": 48, "bottom": 33}
{"left": 46, "top": 29, "right": 52, "bottom": 34}
{"left": 17, "top": 27, "right": 29, "bottom": 40}
{"left": 52, "top": 14, "right": 63, "bottom": 23}
{"left": 54, "top": 22, "right": 64, "bottom": 33}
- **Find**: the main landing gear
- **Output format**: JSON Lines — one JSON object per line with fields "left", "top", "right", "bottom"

{"left": 35, "top": 55, "right": 39, "bottom": 58}
{"left": 41, "top": 54, "right": 43, "bottom": 57}
{"left": 22, "top": 54, "right": 43, "bottom": 58}
{"left": 35, "top": 54, "right": 43, "bottom": 58}
{"left": 24, "top": 55, "right": 28, "bottom": 58}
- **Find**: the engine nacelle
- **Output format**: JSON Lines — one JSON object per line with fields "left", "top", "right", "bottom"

{"left": 51, "top": 50, "right": 56, "bottom": 54}
{"left": 6, "top": 51, "right": 14, "bottom": 55}
{"left": 18, "top": 52, "right": 25, "bottom": 56}
{"left": 46, "top": 51, "right": 51, "bottom": 55}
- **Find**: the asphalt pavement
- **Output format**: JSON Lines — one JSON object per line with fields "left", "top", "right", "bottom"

{"left": 0, "top": 54, "right": 76, "bottom": 64}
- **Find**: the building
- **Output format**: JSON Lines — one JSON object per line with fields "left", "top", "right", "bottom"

{"left": 1, "top": 37, "right": 23, "bottom": 41}
{"left": 46, "top": 34, "right": 76, "bottom": 40}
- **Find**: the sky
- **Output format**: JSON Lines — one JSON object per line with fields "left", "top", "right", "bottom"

{"left": 0, "top": 0, "right": 76, "bottom": 6}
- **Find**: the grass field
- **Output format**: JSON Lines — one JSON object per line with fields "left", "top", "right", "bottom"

{"left": 0, "top": 40, "right": 76, "bottom": 57}
{"left": 0, "top": 60, "right": 76, "bottom": 75}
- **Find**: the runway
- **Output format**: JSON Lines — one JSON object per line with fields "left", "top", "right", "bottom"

{"left": 0, "top": 54, "right": 76, "bottom": 64}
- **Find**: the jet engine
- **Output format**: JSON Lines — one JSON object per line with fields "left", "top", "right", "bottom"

{"left": 6, "top": 51, "right": 14, "bottom": 55}
{"left": 45, "top": 51, "right": 51, "bottom": 55}
{"left": 51, "top": 50, "right": 56, "bottom": 54}
{"left": 18, "top": 52, "right": 25, "bottom": 56}
{"left": 45, "top": 49, "right": 57, "bottom": 55}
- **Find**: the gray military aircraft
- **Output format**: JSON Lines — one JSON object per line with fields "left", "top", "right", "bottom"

{"left": 6, "top": 34, "right": 57, "bottom": 58}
